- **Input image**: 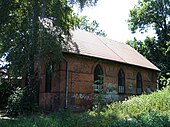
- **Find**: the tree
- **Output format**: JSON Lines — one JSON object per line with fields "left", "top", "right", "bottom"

{"left": 128, "top": 0, "right": 170, "bottom": 88}
{"left": 128, "top": 0, "right": 170, "bottom": 72}
{"left": 128, "top": 0, "right": 170, "bottom": 42}
{"left": 75, "top": 16, "right": 107, "bottom": 37}
{"left": 126, "top": 37, "right": 165, "bottom": 69}
{"left": 0, "top": 0, "right": 99, "bottom": 112}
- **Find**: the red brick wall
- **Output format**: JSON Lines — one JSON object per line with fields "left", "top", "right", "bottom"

{"left": 37, "top": 53, "right": 158, "bottom": 111}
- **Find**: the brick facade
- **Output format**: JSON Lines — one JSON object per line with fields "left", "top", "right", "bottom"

{"left": 37, "top": 53, "right": 158, "bottom": 111}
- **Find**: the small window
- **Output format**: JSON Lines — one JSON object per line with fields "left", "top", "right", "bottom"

{"left": 45, "top": 63, "right": 53, "bottom": 93}
{"left": 118, "top": 69, "right": 125, "bottom": 94}
{"left": 136, "top": 72, "right": 142, "bottom": 94}
{"left": 93, "top": 64, "right": 104, "bottom": 93}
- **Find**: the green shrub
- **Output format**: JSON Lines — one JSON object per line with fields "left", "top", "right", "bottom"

{"left": 134, "top": 111, "right": 170, "bottom": 127}
{"left": 7, "top": 86, "right": 37, "bottom": 116}
{"left": 159, "top": 73, "right": 170, "bottom": 88}
{"left": 7, "top": 87, "right": 24, "bottom": 115}
{"left": 79, "top": 86, "right": 170, "bottom": 127}
{"left": 1, "top": 86, "right": 169, "bottom": 127}
{"left": 120, "top": 86, "right": 170, "bottom": 117}
{"left": 0, "top": 111, "right": 79, "bottom": 127}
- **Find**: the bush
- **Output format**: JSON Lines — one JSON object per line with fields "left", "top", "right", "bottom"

{"left": 0, "top": 111, "right": 79, "bottom": 127}
{"left": 1, "top": 86, "right": 169, "bottom": 127}
{"left": 0, "top": 79, "right": 14, "bottom": 106}
{"left": 78, "top": 86, "right": 170, "bottom": 127}
{"left": 134, "top": 111, "right": 170, "bottom": 127}
{"left": 7, "top": 86, "right": 37, "bottom": 116}
{"left": 159, "top": 73, "right": 170, "bottom": 88}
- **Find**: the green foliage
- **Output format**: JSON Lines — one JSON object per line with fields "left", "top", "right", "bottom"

{"left": 167, "top": 40, "right": 170, "bottom": 52}
{"left": 0, "top": 79, "right": 6, "bottom": 92}
{"left": 0, "top": 111, "right": 79, "bottom": 127}
{"left": 68, "top": 0, "right": 99, "bottom": 9}
{"left": 159, "top": 73, "right": 170, "bottom": 88}
{"left": 78, "top": 86, "right": 170, "bottom": 127}
{"left": 126, "top": 36, "right": 167, "bottom": 71}
{"left": 134, "top": 111, "right": 169, "bottom": 127}
{"left": 128, "top": 0, "right": 170, "bottom": 80}
{"left": 75, "top": 16, "right": 107, "bottom": 37}
{"left": 109, "top": 111, "right": 170, "bottom": 127}
{"left": 0, "top": 0, "right": 99, "bottom": 113}
{"left": 7, "top": 86, "right": 38, "bottom": 116}
{"left": 120, "top": 87, "right": 170, "bottom": 117}
{"left": 0, "top": 0, "right": 77, "bottom": 82}
{"left": 92, "top": 81, "right": 116, "bottom": 110}
{"left": 128, "top": 0, "right": 170, "bottom": 39}
{"left": 0, "top": 78, "right": 20, "bottom": 106}
{"left": 0, "top": 86, "right": 170, "bottom": 127}
{"left": 0, "top": 0, "right": 100, "bottom": 84}
{"left": 7, "top": 87, "right": 25, "bottom": 115}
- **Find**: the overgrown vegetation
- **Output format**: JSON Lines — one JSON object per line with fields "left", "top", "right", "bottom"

{"left": 0, "top": 0, "right": 170, "bottom": 126}
{"left": 0, "top": 0, "right": 104, "bottom": 113}
{"left": 0, "top": 86, "right": 169, "bottom": 127}
{"left": 7, "top": 86, "right": 38, "bottom": 116}
{"left": 127, "top": 0, "right": 170, "bottom": 88}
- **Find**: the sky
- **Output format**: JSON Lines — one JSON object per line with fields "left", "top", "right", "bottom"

{"left": 74, "top": 0, "right": 155, "bottom": 43}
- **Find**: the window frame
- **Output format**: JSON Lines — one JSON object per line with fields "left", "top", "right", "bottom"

{"left": 118, "top": 69, "right": 125, "bottom": 94}
{"left": 93, "top": 64, "right": 104, "bottom": 93}
{"left": 136, "top": 72, "right": 142, "bottom": 95}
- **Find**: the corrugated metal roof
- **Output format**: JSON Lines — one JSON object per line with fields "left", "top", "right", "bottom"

{"left": 67, "top": 30, "right": 160, "bottom": 71}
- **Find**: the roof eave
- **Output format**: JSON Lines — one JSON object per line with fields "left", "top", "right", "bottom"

{"left": 62, "top": 51, "right": 161, "bottom": 72}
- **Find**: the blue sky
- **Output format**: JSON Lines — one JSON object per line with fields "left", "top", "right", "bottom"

{"left": 74, "top": 0, "right": 155, "bottom": 42}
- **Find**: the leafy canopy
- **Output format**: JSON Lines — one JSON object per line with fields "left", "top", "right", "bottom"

{"left": 0, "top": 0, "right": 99, "bottom": 81}
{"left": 75, "top": 16, "right": 107, "bottom": 37}
{"left": 127, "top": 0, "right": 170, "bottom": 88}
{"left": 0, "top": 0, "right": 100, "bottom": 112}
{"left": 128, "top": 0, "right": 170, "bottom": 71}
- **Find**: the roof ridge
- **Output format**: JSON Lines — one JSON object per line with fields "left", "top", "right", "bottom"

{"left": 70, "top": 30, "right": 160, "bottom": 71}
{"left": 95, "top": 35, "right": 126, "bottom": 63}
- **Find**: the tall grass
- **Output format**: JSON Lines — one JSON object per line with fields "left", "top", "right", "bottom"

{"left": 0, "top": 86, "right": 170, "bottom": 127}
{"left": 78, "top": 86, "right": 170, "bottom": 127}
{"left": 0, "top": 111, "right": 79, "bottom": 127}
{"left": 120, "top": 86, "right": 170, "bottom": 117}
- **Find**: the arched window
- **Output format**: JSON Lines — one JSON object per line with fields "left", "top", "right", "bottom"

{"left": 118, "top": 69, "right": 125, "bottom": 94}
{"left": 93, "top": 64, "right": 104, "bottom": 93}
{"left": 136, "top": 72, "right": 142, "bottom": 94}
{"left": 45, "top": 63, "right": 53, "bottom": 93}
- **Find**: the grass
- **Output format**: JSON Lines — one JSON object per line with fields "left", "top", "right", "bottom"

{"left": 0, "top": 111, "right": 80, "bottom": 127}
{"left": 0, "top": 86, "right": 170, "bottom": 127}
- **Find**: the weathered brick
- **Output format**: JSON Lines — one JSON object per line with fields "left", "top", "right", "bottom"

{"left": 37, "top": 53, "right": 158, "bottom": 111}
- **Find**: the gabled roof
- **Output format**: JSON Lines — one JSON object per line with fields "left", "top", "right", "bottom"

{"left": 67, "top": 30, "right": 160, "bottom": 71}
